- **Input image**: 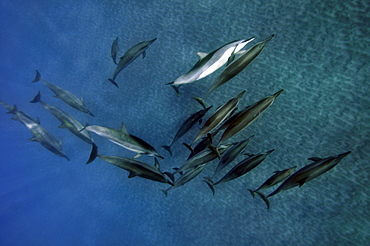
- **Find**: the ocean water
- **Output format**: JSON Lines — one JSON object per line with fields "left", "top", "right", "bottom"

{"left": 0, "top": 0, "right": 369, "bottom": 245}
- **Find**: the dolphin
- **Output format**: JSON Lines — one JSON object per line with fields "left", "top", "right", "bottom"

{"left": 160, "top": 164, "right": 206, "bottom": 196}
{"left": 211, "top": 135, "right": 254, "bottom": 178}
{"left": 167, "top": 38, "right": 254, "bottom": 90}
{"left": 111, "top": 37, "right": 119, "bottom": 64}
{"left": 30, "top": 91, "right": 94, "bottom": 144}
{"left": 218, "top": 89, "right": 283, "bottom": 145}
{"left": 191, "top": 90, "right": 246, "bottom": 145}
{"left": 85, "top": 123, "right": 163, "bottom": 159}
{"left": 205, "top": 35, "right": 274, "bottom": 96}
{"left": 2, "top": 102, "right": 69, "bottom": 161}
{"left": 98, "top": 154, "right": 172, "bottom": 185}
{"left": 32, "top": 70, "right": 94, "bottom": 116}
{"left": 267, "top": 151, "right": 351, "bottom": 198}
{"left": 161, "top": 106, "right": 212, "bottom": 156}
{"left": 204, "top": 149, "right": 275, "bottom": 195}
{"left": 108, "top": 38, "right": 157, "bottom": 87}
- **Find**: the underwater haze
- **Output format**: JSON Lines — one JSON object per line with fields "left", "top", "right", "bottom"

{"left": 0, "top": 0, "right": 369, "bottom": 245}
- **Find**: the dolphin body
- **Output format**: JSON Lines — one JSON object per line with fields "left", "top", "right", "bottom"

{"left": 32, "top": 70, "right": 94, "bottom": 116}
{"left": 86, "top": 123, "right": 163, "bottom": 159}
{"left": 166, "top": 38, "right": 254, "bottom": 94}
{"left": 161, "top": 106, "right": 212, "bottom": 156}
{"left": 191, "top": 90, "right": 246, "bottom": 145}
{"left": 98, "top": 155, "right": 172, "bottom": 185}
{"left": 204, "top": 149, "right": 275, "bottom": 195}
{"left": 218, "top": 89, "right": 283, "bottom": 146}
{"left": 205, "top": 35, "right": 274, "bottom": 96}
{"left": 1, "top": 101, "right": 69, "bottom": 161}
{"left": 111, "top": 37, "right": 119, "bottom": 64}
{"left": 108, "top": 38, "right": 157, "bottom": 87}
{"left": 160, "top": 164, "right": 206, "bottom": 196}
{"left": 30, "top": 91, "right": 94, "bottom": 144}
{"left": 267, "top": 151, "right": 351, "bottom": 198}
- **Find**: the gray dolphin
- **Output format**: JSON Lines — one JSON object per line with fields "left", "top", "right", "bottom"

{"left": 267, "top": 151, "right": 351, "bottom": 198}
{"left": 98, "top": 155, "right": 172, "bottom": 184}
{"left": 219, "top": 89, "right": 283, "bottom": 145}
{"left": 161, "top": 106, "right": 212, "bottom": 156}
{"left": 167, "top": 38, "right": 254, "bottom": 91}
{"left": 160, "top": 164, "right": 206, "bottom": 196}
{"left": 204, "top": 149, "right": 275, "bottom": 195}
{"left": 191, "top": 90, "right": 246, "bottom": 145}
{"left": 30, "top": 91, "right": 94, "bottom": 144}
{"left": 108, "top": 38, "right": 157, "bottom": 87}
{"left": 2, "top": 102, "right": 69, "bottom": 161}
{"left": 205, "top": 35, "right": 274, "bottom": 96}
{"left": 111, "top": 37, "right": 119, "bottom": 64}
{"left": 86, "top": 123, "right": 163, "bottom": 159}
{"left": 32, "top": 70, "right": 94, "bottom": 116}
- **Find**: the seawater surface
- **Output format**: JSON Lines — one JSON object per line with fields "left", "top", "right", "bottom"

{"left": 0, "top": 0, "right": 369, "bottom": 245}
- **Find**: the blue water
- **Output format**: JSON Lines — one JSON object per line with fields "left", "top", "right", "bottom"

{"left": 1, "top": 0, "right": 369, "bottom": 245}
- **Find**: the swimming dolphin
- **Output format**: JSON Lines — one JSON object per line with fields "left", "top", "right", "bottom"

{"left": 167, "top": 38, "right": 254, "bottom": 87}
{"left": 204, "top": 149, "right": 275, "bottom": 195}
{"left": 191, "top": 90, "right": 246, "bottom": 145}
{"left": 2, "top": 102, "right": 70, "bottom": 161}
{"left": 161, "top": 106, "right": 212, "bottom": 156}
{"left": 85, "top": 123, "right": 163, "bottom": 159}
{"left": 30, "top": 91, "right": 94, "bottom": 144}
{"left": 98, "top": 154, "right": 172, "bottom": 185}
{"left": 108, "top": 38, "right": 157, "bottom": 87}
{"left": 267, "top": 151, "right": 351, "bottom": 198}
{"left": 205, "top": 35, "right": 274, "bottom": 96}
{"left": 111, "top": 37, "right": 119, "bottom": 64}
{"left": 32, "top": 70, "right": 94, "bottom": 116}
{"left": 218, "top": 89, "right": 283, "bottom": 145}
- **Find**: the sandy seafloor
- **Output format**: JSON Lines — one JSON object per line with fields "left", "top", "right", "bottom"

{"left": 0, "top": 0, "right": 369, "bottom": 245}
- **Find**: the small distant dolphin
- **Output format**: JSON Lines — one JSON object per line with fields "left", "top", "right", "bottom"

{"left": 98, "top": 154, "right": 172, "bottom": 185}
{"left": 108, "top": 38, "right": 157, "bottom": 87}
{"left": 267, "top": 151, "right": 351, "bottom": 198}
{"left": 111, "top": 37, "right": 119, "bottom": 64}
{"left": 204, "top": 149, "right": 275, "bottom": 195}
{"left": 191, "top": 90, "right": 246, "bottom": 145}
{"left": 2, "top": 102, "right": 70, "bottom": 161}
{"left": 85, "top": 123, "right": 163, "bottom": 159}
{"left": 218, "top": 89, "right": 283, "bottom": 146}
{"left": 205, "top": 35, "right": 274, "bottom": 96}
{"left": 166, "top": 38, "right": 254, "bottom": 95}
{"left": 30, "top": 91, "right": 94, "bottom": 144}
{"left": 32, "top": 70, "right": 94, "bottom": 116}
{"left": 161, "top": 106, "right": 212, "bottom": 156}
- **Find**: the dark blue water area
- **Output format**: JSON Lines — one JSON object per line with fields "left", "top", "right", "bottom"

{"left": 1, "top": 0, "right": 369, "bottom": 245}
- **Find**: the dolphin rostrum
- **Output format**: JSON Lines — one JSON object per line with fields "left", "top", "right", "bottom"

{"left": 161, "top": 106, "right": 212, "bottom": 156}
{"left": 85, "top": 123, "right": 163, "bottom": 159}
{"left": 205, "top": 35, "right": 274, "bottom": 96}
{"left": 108, "top": 38, "right": 157, "bottom": 87}
{"left": 166, "top": 38, "right": 254, "bottom": 95}
{"left": 32, "top": 70, "right": 94, "bottom": 116}
{"left": 111, "top": 37, "right": 119, "bottom": 64}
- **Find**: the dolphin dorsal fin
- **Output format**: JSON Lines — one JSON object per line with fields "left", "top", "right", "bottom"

{"left": 308, "top": 157, "right": 322, "bottom": 161}
{"left": 120, "top": 122, "right": 129, "bottom": 134}
{"left": 35, "top": 117, "right": 41, "bottom": 124}
{"left": 128, "top": 171, "right": 137, "bottom": 178}
{"left": 197, "top": 52, "right": 208, "bottom": 60}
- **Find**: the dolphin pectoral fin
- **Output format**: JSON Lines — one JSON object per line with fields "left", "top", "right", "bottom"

{"left": 142, "top": 51, "right": 146, "bottom": 58}
{"left": 207, "top": 145, "right": 220, "bottom": 159}
{"left": 86, "top": 143, "right": 98, "bottom": 164}
{"left": 35, "top": 117, "right": 41, "bottom": 124}
{"left": 226, "top": 54, "right": 235, "bottom": 66}
{"left": 192, "top": 97, "right": 207, "bottom": 109}
{"left": 182, "top": 143, "right": 194, "bottom": 154}
{"left": 255, "top": 191, "right": 270, "bottom": 209}
{"left": 128, "top": 171, "right": 137, "bottom": 178}
{"left": 154, "top": 158, "right": 161, "bottom": 169}
{"left": 32, "top": 70, "right": 41, "bottom": 82}
{"left": 29, "top": 136, "right": 38, "bottom": 142}
{"left": 108, "top": 79, "right": 119, "bottom": 88}
{"left": 297, "top": 177, "right": 309, "bottom": 187}
{"left": 203, "top": 177, "right": 215, "bottom": 196}
{"left": 170, "top": 85, "right": 181, "bottom": 96}
{"left": 133, "top": 153, "right": 142, "bottom": 159}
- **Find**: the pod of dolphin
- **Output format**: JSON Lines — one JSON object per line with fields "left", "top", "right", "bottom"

{"left": 1, "top": 35, "right": 351, "bottom": 209}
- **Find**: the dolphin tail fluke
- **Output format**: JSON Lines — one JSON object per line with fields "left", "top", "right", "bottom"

{"left": 108, "top": 79, "right": 119, "bottom": 88}
{"left": 30, "top": 91, "right": 41, "bottom": 103}
{"left": 247, "top": 189, "right": 256, "bottom": 198}
{"left": 86, "top": 143, "right": 98, "bottom": 164}
{"left": 255, "top": 191, "right": 270, "bottom": 209}
{"left": 203, "top": 177, "right": 215, "bottom": 196}
{"left": 161, "top": 145, "right": 173, "bottom": 156}
{"left": 159, "top": 188, "right": 168, "bottom": 197}
{"left": 32, "top": 70, "right": 41, "bottom": 82}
